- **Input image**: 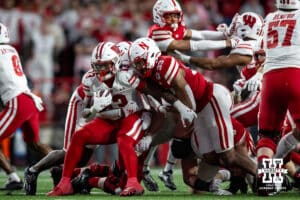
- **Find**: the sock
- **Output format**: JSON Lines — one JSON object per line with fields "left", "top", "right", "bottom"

{"left": 143, "top": 146, "right": 157, "bottom": 172}
{"left": 117, "top": 136, "right": 138, "bottom": 179}
{"left": 8, "top": 172, "right": 21, "bottom": 182}
{"left": 62, "top": 129, "right": 87, "bottom": 178}
{"left": 164, "top": 146, "right": 176, "bottom": 172}
{"left": 275, "top": 132, "right": 299, "bottom": 158}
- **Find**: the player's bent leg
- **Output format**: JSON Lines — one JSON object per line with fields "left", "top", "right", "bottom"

{"left": 0, "top": 150, "right": 23, "bottom": 191}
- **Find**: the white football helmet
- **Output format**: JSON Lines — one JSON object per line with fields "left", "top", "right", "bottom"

{"left": 0, "top": 23, "right": 10, "bottom": 44}
{"left": 129, "top": 37, "right": 161, "bottom": 77}
{"left": 116, "top": 41, "right": 132, "bottom": 67}
{"left": 230, "top": 12, "right": 264, "bottom": 40}
{"left": 91, "top": 42, "right": 120, "bottom": 81}
{"left": 153, "top": 0, "right": 183, "bottom": 29}
{"left": 276, "top": 0, "right": 300, "bottom": 10}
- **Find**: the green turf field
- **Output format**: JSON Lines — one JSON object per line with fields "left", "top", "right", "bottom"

{"left": 0, "top": 168, "right": 299, "bottom": 199}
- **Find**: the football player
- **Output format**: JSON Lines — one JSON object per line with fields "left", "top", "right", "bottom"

{"left": 0, "top": 23, "right": 52, "bottom": 190}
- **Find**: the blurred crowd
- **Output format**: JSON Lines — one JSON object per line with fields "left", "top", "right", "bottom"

{"left": 0, "top": 0, "right": 276, "bottom": 165}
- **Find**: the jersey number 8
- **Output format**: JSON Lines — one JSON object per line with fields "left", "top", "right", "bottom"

{"left": 11, "top": 55, "right": 23, "bottom": 76}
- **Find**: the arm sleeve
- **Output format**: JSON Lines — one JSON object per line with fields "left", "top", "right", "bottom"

{"left": 190, "top": 40, "right": 226, "bottom": 51}
{"left": 155, "top": 38, "right": 174, "bottom": 52}
{"left": 190, "top": 30, "right": 226, "bottom": 40}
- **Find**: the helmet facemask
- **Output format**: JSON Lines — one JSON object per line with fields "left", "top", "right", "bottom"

{"left": 92, "top": 60, "right": 115, "bottom": 81}
{"left": 163, "top": 12, "right": 181, "bottom": 31}
{"left": 153, "top": 0, "right": 183, "bottom": 30}
{"left": 91, "top": 42, "right": 120, "bottom": 81}
{"left": 129, "top": 38, "right": 161, "bottom": 78}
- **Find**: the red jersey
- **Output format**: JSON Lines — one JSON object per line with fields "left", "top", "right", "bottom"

{"left": 148, "top": 23, "right": 186, "bottom": 52}
{"left": 150, "top": 55, "right": 213, "bottom": 112}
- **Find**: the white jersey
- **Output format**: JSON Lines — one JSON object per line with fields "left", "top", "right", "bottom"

{"left": 263, "top": 10, "right": 300, "bottom": 73}
{"left": 0, "top": 44, "right": 30, "bottom": 104}
{"left": 112, "top": 68, "right": 146, "bottom": 117}
{"left": 230, "top": 39, "right": 261, "bottom": 75}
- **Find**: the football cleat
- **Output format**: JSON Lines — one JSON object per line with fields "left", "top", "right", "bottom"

{"left": 227, "top": 176, "right": 248, "bottom": 194}
{"left": 71, "top": 168, "right": 92, "bottom": 194}
{"left": 4, "top": 180, "right": 23, "bottom": 191}
{"left": 142, "top": 171, "right": 159, "bottom": 192}
{"left": 213, "top": 189, "right": 233, "bottom": 196}
{"left": 293, "top": 169, "right": 300, "bottom": 189}
{"left": 47, "top": 179, "right": 73, "bottom": 196}
{"left": 120, "top": 181, "right": 144, "bottom": 196}
{"left": 24, "top": 167, "right": 38, "bottom": 195}
{"left": 158, "top": 170, "right": 176, "bottom": 190}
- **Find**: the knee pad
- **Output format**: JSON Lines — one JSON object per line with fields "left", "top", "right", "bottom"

{"left": 171, "top": 138, "right": 193, "bottom": 159}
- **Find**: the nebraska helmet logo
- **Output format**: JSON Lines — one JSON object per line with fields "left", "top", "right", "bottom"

{"left": 138, "top": 42, "right": 149, "bottom": 50}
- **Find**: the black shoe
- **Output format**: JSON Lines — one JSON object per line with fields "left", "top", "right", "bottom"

{"left": 293, "top": 168, "right": 300, "bottom": 189}
{"left": 142, "top": 171, "right": 159, "bottom": 192}
{"left": 24, "top": 167, "right": 38, "bottom": 195}
{"left": 227, "top": 176, "right": 248, "bottom": 194}
{"left": 255, "top": 172, "right": 279, "bottom": 196}
{"left": 5, "top": 180, "right": 23, "bottom": 191}
{"left": 50, "top": 166, "right": 62, "bottom": 187}
{"left": 71, "top": 168, "right": 92, "bottom": 194}
{"left": 158, "top": 170, "right": 176, "bottom": 190}
{"left": 281, "top": 174, "right": 293, "bottom": 192}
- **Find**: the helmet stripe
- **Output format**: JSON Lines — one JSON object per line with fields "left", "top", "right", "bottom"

{"left": 96, "top": 42, "right": 105, "bottom": 60}
{"left": 171, "top": 0, "right": 177, "bottom": 7}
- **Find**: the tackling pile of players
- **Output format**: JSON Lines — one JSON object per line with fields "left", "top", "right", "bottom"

{"left": 0, "top": 0, "right": 300, "bottom": 197}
